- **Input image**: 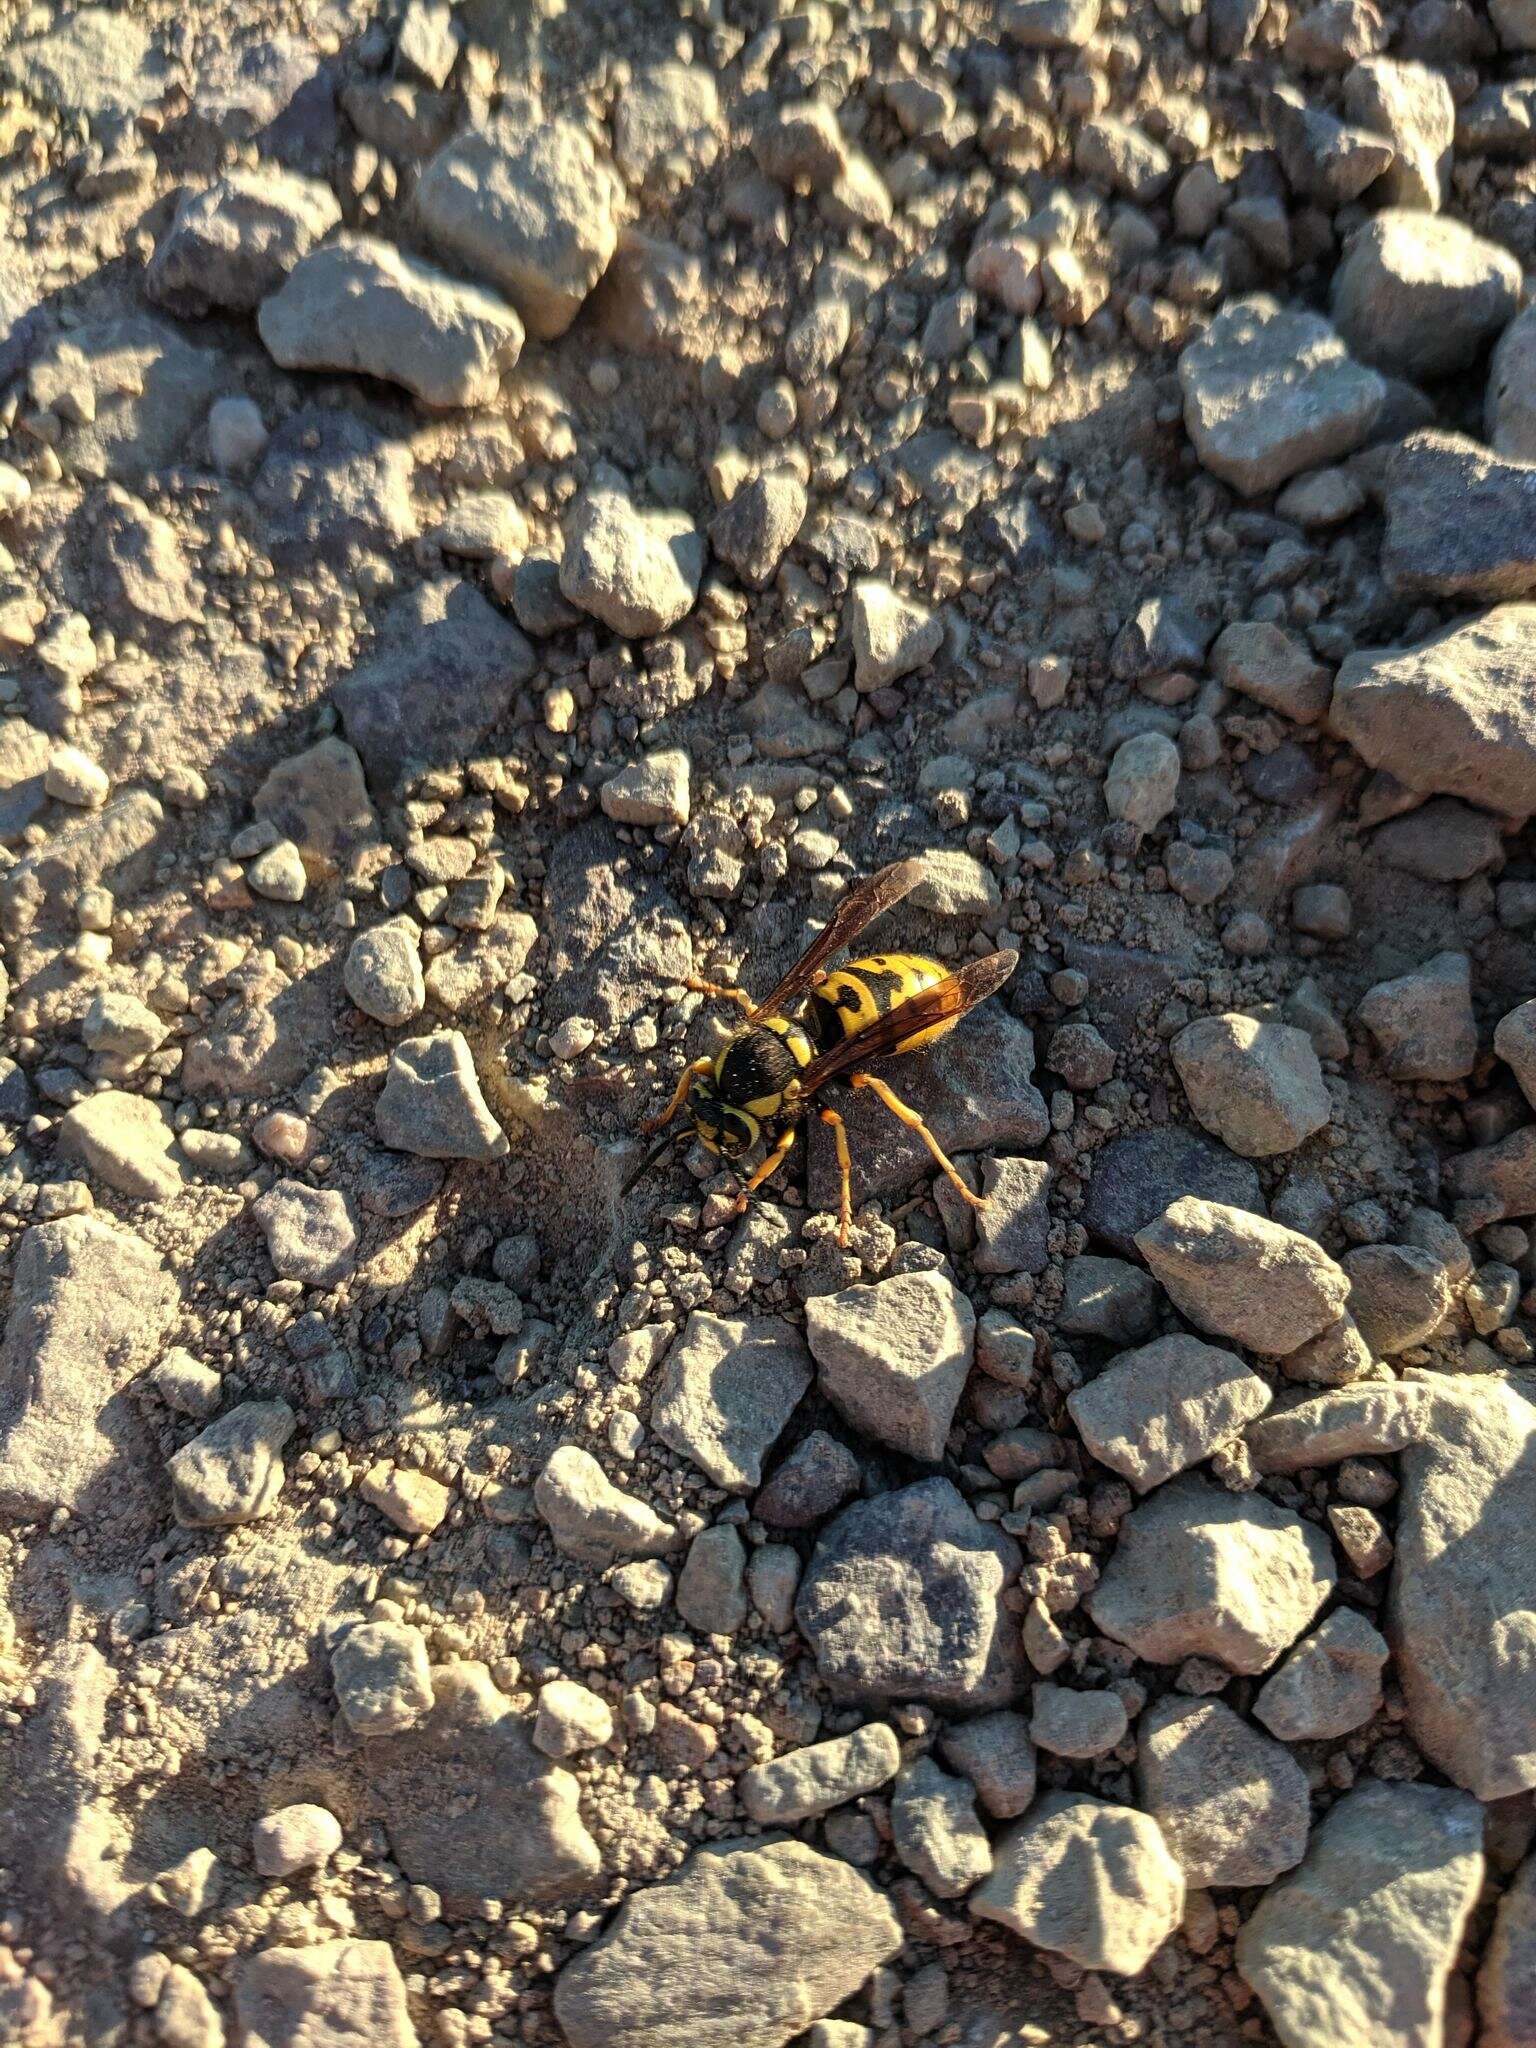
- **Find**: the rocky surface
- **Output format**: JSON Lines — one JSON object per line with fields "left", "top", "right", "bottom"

{"left": 4, "top": 2, "right": 1536, "bottom": 2044}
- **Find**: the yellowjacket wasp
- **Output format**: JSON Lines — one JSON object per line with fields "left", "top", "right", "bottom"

{"left": 625, "top": 857, "right": 1019, "bottom": 1243}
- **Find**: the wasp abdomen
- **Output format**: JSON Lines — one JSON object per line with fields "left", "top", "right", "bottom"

{"left": 810, "top": 953, "right": 955, "bottom": 1056}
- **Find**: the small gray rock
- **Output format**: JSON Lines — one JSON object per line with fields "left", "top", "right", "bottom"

{"left": 252, "top": 1180, "right": 358, "bottom": 1287}
{"left": 891, "top": 1755, "right": 993, "bottom": 1897}
{"left": 1179, "top": 295, "right": 1385, "bottom": 496}
{"left": 652, "top": 1312, "right": 813, "bottom": 1492}
{"left": 332, "top": 1620, "right": 435, "bottom": 1736}
{"left": 1356, "top": 951, "right": 1477, "bottom": 1082}
{"left": 675, "top": 1524, "right": 749, "bottom": 1635}
{"left": 1172, "top": 1013, "right": 1332, "bottom": 1158}
{"left": 805, "top": 1271, "right": 974, "bottom": 1462}
{"left": 169, "top": 1400, "right": 295, "bottom": 1529}
{"left": 376, "top": 1029, "right": 508, "bottom": 1160}
{"left": 146, "top": 169, "right": 341, "bottom": 315}
{"left": 559, "top": 480, "right": 704, "bottom": 637}
{"left": 1087, "top": 1474, "right": 1336, "bottom": 1672}
{"left": 938, "top": 1709, "right": 1037, "bottom": 1818}
{"left": 738, "top": 1722, "right": 900, "bottom": 1825}
{"left": 1068, "top": 1333, "right": 1271, "bottom": 1492}
{"left": 1332, "top": 210, "right": 1521, "bottom": 381}
{"left": 971, "top": 1792, "right": 1185, "bottom": 1976}
{"left": 1138, "top": 1696, "right": 1311, "bottom": 1887}
{"left": 1254, "top": 1607, "right": 1389, "bottom": 1739}
{"left": 345, "top": 918, "right": 426, "bottom": 1026}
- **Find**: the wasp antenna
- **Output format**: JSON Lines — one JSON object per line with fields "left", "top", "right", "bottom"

{"left": 621, "top": 1126, "right": 687, "bottom": 1198}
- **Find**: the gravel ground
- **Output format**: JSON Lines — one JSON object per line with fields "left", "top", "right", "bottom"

{"left": 3, "top": 1, "right": 1536, "bottom": 2046}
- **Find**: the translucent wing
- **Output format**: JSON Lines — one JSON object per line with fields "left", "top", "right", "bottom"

{"left": 797, "top": 950, "right": 1019, "bottom": 1094}
{"left": 745, "top": 858, "right": 926, "bottom": 1025}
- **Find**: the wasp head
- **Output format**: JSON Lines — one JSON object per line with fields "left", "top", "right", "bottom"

{"left": 687, "top": 1073, "right": 759, "bottom": 1159}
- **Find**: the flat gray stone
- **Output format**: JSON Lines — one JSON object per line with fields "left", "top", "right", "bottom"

{"left": 415, "top": 109, "right": 621, "bottom": 338}
{"left": 1172, "top": 1013, "right": 1332, "bottom": 1158}
{"left": 651, "top": 1311, "right": 813, "bottom": 1491}
{"left": 739, "top": 1723, "right": 900, "bottom": 1825}
{"left": 971, "top": 1792, "right": 1184, "bottom": 1976}
{"left": 363, "top": 1660, "right": 600, "bottom": 1913}
{"left": 1178, "top": 295, "right": 1385, "bottom": 496}
{"left": 334, "top": 578, "right": 534, "bottom": 796}
{"left": 1137, "top": 1697, "right": 1311, "bottom": 1888}
{"left": 251, "top": 1180, "right": 358, "bottom": 1287}
{"left": 259, "top": 235, "right": 524, "bottom": 408}
{"left": 553, "top": 1839, "right": 902, "bottom": 2048}
{"left": 147, "top": 169, "right": 341, "bottom": 316}
{"left": 1383, "top": 430, "right": 1536, "bottom": 601}
{"left": 237, "top": 1941, "right": 416, "bottom": 2048}
{"left": 0, "top": 1215, "right": 176, "bottom": 1523}
{"left": 1086, "top": 1474, "right": 1335, "bottom": 1672}
{"left": 376, "top": 1029, "right": 508, "bottom": 1161}
{"left": 1083, "top": 1126, "right": 1263, "bottom": 1257}
{"left": 1235, "top": 1780, "right": 1483, "bottom": 2048}
{"left": 805, "top": 1271, "right": 974, "bottom": 1462}
{"left": 1391, "top": 1378, "right": 1536, "bottom": 1798}
{"left": 534, "top": 1444, "right": 679, "bottom": 1565}
{"left": 890, "top": 1755, "right": 993, "bottom": 1898}
{"left": 1068, "top": 1334, "right": 1271, "bottom": 1492}
{"left": 797, "top": 1477, "right": 1024, "bottom": 1709}
{"left": 558, "top": 481, "right": 704, "bottom": 637}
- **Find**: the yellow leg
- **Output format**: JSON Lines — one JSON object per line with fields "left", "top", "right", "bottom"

{"left": 851, "top": 1072, "right": 987, "bottom": 1212}
{"left": 641, "top": 1056, "right": 711, "bottom": 1133}
{"left": 819, "top": 1106, "right": 853, "bottom": 1247}
{"left": 731, "top": 1128, "right": 796, "bottom": 1213}
{"left": 687, "top": 974, "right": 756, "bottom": 1016}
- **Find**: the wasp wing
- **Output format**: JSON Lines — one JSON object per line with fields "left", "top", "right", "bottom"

{"left": 745, "top": 857, "right": 927, "bottom": 1026}
{"left": 796, "top": 949, "right": 1020, "bottom": 1095}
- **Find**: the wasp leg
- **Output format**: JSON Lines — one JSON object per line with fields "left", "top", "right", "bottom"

{"left": 641, "top": 1056, "right": 712, "bottom": 1134}
{"left": 850, "top": 1072, "right": 987, "bottom": 1212}
{"left": 686, "top": 974, "right": 757, "bottom": 1016}
{"left": 731, "top": 1127, "right": 796, "bottom": 1213}
{"left": 819, "top": 1106, "right": 854, "bottom": 1247}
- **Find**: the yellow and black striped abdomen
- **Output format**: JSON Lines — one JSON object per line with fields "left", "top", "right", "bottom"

{"left": 811, "top": 953, "right": 956, "bottom": 1056}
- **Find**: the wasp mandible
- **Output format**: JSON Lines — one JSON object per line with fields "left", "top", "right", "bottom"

{"left": 624, "top": 858, "right": 1019, "bottom": 1243}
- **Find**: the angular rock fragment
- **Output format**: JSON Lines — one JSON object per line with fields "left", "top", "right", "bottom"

{"left": 1383, "top": 431, "right": 1536, "bottom": 601}
{"left": 806, "top": 1271, "right": 974, "bottom": 1461}
{"left": 1235, "top": 1780, "right": 1483, "bottom": 2048}
{"left": 1178, "top": 296, "right": 1385, "bottom": 496}
{"left": 1137, "top": 1697, "right": 1311, "bottom": 1887}
{"left": 1343, "top": 55, "right": 1453, "bottom": 210}
{"left": 331, "top": 1620, "right": 435, "bottom": 1737}
{"left": 1391, "top": 1378, "right": 1536, "bottom": 1798}
{"left": 56, "top": 1089, "right": 180, "bottom": 1200}
{"left": 1172, "top": 1013, "right": 1332, "bottom": 1158}
{"left": 796, "top": 1478, "right": 1024, "bottom": 1708}
{"left": 1136, "top": 1196, "right": 1350, "bottom": 1355}
{"left": 415, "top": 110, "right": 620, "bottom": 337}
{"left": 376, "top": 1030, "right": 508, "bottom": 1160}
{"left": 890, "top": 1755, "right": 993, "bottom": 1897}
{"left": 1084, "top": 1127, "right": 1263, "bottom": 1257}
{"left": 1087, "top": 1475, "right": 1335, "bottom": 1672}
{"left": 1331, "top": 605, "right": 1536, "bottom": 818}
{"left": 1343, "top": 1241, "right": 1453, "bottom": 1352}
{"left": 971, "top": 1793, "right": 1184, "bottom": 1976}
{"left": 554, "top": 1839, "right": 901, "bottom": 2048}
{"left": 237, "top": 1941, "right": 418, "bottom": 2048}
{"left": 169, "top": 1402, "right": 295, "bottom": 1529}
{"left": 0, "top": 1215, "right": 176, "bottom": 1522}
{"left": 559, "top": 481, "right": 704, "bottom": 637}
{"left": 252, "top": 1180, "right": 358, "bottom": 1287}
{"left": 848, "top": 579, "right": 943, "bottom": 691}
{"left": 334, "top": 578, "right": 534, "bottom": 796}
{"left": 1356, "top": 952, "right": 1477, "bottom": 1082}
{"left": 364, "top": 1660, "right": 600, "bottom": 1910}
{"left": 1254, "top": 1608, "right": 1389, "bottom": 1740}
{"left": 1068, "top": 1334, "right": 1271, "bottom": 1492}
{"left": 651, "top": 1312, "right": 813, "bottom": 1491}
{"left": 146, "top": 168, "right": 341, "bottom": 315}
{"left": 738, "top": 1723, "right": 900, "bottom": 1825}
{"left": 259, "top": 235, "right": 524, "bottom": 408}
{"left": 535, "top": 1444, "right": 680, "bottom": 1565}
